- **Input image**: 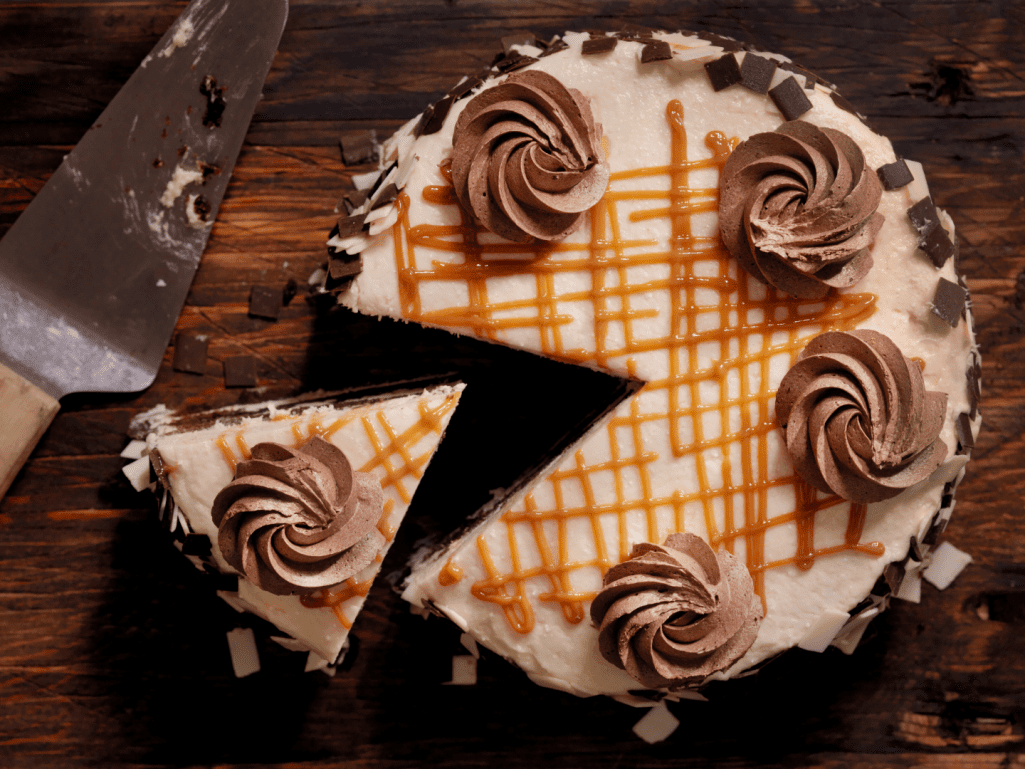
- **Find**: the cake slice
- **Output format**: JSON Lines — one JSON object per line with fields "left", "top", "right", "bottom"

{"left": 130, "top": 383, "right": 464, "bottom": 667}
{"left": 320, "top": 29, "right": 980, "bottom": 700}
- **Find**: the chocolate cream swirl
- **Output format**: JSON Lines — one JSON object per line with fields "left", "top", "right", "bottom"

{"left": 590, "top": 533, "right": 762, "bottom": 689}
{"left": 775, "top": 329, "right": 948, "bottom": 503}
{"left": 211, "top": 437, "right": 385, "bottom": 596}
{"left": 719, "top": 121, "right": 884, "bottom": 299}
{"left": 450, "top": 69, "right": 609, "bottom": 243}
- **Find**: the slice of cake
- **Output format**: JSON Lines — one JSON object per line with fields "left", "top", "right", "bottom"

{"left": 130, "top": 383, "right": 464, "bottom": 667}
{"left": 322, "top": 29, "right": 980, "bottom": 699}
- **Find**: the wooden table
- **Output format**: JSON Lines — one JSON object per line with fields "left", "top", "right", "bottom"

{"left": 2, "top": 2, "right": 1022, "bottom": 766}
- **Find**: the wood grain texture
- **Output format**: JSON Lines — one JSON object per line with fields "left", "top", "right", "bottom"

{"left": 1, "top": 1, "right": 1023, "bottom": 767}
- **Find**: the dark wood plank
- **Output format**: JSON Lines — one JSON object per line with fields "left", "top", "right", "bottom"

{"left": 1, "top": 1, "right": 1023, "bottom": 767}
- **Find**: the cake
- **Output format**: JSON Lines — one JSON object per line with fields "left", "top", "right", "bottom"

{"left": 321, "top": 29, "right": 980, "bottom": 700}
{"left": 129, "top": 383, "right": 464, "bottom": 668}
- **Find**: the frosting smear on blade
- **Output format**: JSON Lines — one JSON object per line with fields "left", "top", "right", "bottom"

{"left": 212, "top": 437, "right": 386, "bottom": 595}
{"left": 775, "top": 330, "right": 948, "bottom": 503}
{"left": 719, "top": 121, "right": 884, "bottom": 299}
{"left": 451, "top": 69, "right": 609, "bottom": 243}
{"left": 590, "top": 533, "right": 762, "bottom": 689}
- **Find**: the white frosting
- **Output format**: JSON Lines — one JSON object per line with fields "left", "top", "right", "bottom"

{"left": 143, "top": 385, "right": 463, "bottom": 662}
{"left": 335, "top": 31, "right": 979, "bottom": 697}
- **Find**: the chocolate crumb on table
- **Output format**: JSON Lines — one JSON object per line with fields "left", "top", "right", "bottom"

{"left": 223, "top": 355, "right": 258, "bottom": 388}
{"left": 172, "top": 333, "right": 208, "bottom": 374}
{"left": 249, "top": 285, "right": 283, "bottom": 320}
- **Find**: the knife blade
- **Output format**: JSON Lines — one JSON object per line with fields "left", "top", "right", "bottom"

{"left": 0, "top": 0, "right": 289, "bottom": 499}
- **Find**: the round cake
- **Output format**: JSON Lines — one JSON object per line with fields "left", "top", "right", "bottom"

{"left": 321, "top": 29, "right": 981, "bottom": 701}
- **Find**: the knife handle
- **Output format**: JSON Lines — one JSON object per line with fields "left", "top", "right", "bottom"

{"left": 0, "top": 361, "right": 60, "bottom": 501}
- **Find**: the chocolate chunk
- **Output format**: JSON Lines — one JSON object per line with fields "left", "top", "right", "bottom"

{"left": 418, "top": 95, "right": 454, "bottom": 136}
{"left": 224, "top": 355, "right": 258, "bottom": 388}
{"left": 249, "top": 285, "right": 283, "bottom": 320}
{"left": 334, "top": 212, "right": 367, "bottom": 239}
{"left": 282, "top": 278, "right": 298, "bottom": 307}
{"left": 922, "top": 224, "right": 956, "bottom": 268}
{"left": 501, "top": 32, "right": 536, "bottom": 53}
{"left": 931, "top": 277, "right": 967, "bottom": 327}
{"left": 371, "top": 183, "right": 399, "bottom": 210}
{"left": 617, "top": 23, "right": 657, "bottom": 41}
{"left": 877, "top": 159, "right": 914, "bottom": 191}
{"left": 740, "top": 54, "right": 777, "bottom": 94}
{"left": 199, "top": 75, "right": 226, "bottom": 128}
{"left": 640, "top": 40, "right": 673, "bottom": 63}
{"left": 328, "top": 254, "right": 363, "bottom": 281}
{"left": 921, "top": 513, "right": 949, "bottom": 547}
{"left": 908, "top": 196, "right": 941, "bottom": 234}
{"left": 769, "top": 76, "right": 813, "bottom": 120}
{"left": 705, "top": 53, "right": 743, "bottom": 91}
{"left": 172, "top": 333, "right": 208, "bottom": 375}
{"left": 539, "top": 38, "right": 569, "bottom": 57}
{"left": 883, "top": 560, "right": 906, "bottom": 594}
{"left": 581, "top": 36, "right": 618, "bottom": 55}
{"left": 338, "top": 130, "right": 377, "bottom": 166}
{"left": 182, "top": 533, "right": 212, "bottom": 556}
{"left": 956, "top": 412, "right": 975, "bottom": 452}
{"left": 341, "top": 189, "right": 368, "bottom": 215}
{"left": 492, "top": 51, "right": 537, "bottom": 72}
{"left": 449, "top": 75, "right": 484, "bottom": 101}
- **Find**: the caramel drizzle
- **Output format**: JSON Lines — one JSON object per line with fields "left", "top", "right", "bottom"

{"left": 213, "top": 394, "right": 461, "bottom": 628}
{"left": 396, "top": 100, "right": 878, "bottom": 633}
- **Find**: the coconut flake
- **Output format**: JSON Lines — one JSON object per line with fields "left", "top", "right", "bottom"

{"left": 226, "top": 627, "right": 261, "bottom": 678}
{"left": 923, "top": 542, "right": 973, "bottom": 590}
{"left": 632, "top": 702, "right": 680, "bottom": 744}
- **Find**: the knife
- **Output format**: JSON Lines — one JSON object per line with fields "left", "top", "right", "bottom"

{"left": 0, "top": 0, "right": 289, "bottom": 500}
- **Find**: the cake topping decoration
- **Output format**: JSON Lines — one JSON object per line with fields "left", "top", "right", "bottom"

{"left": 774, "top": 330, "right": 949, "bottom": 503}
{"left": 876, "top": 158, "right": 914, "bottom": 190}
{"left": 718, "top": 120, "right": 884, "bottom": 299}
{"left": 932, "top": 277, "right": 968, "bottom": 327}
{"left": 211, "top": 437, "right": 386, "bottom": 596}
{"left": 640, "top": 40, "right": 673, "bottom": 63}
{"left": 705, "top": 53, "right": 743, "bottom": 91}
{"left": 581, "top": 35, "right": 618, "bottom": 55}
{"left": 590, "top": 533, "right": 763, "bottom": 689}
{"left": 768, "top": 76, "right": 813, "bottom": 121}
{"left": 740, "top": 54, "right": 777, "bottom": 94}
{"left": 450, "top": 69, "right": 610, "bottom": 243}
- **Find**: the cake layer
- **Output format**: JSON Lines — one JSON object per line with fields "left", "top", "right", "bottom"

{"left": 135, "top": 384, "right": 464, "bottom": 664}
{"left": 328, "top": 30, "right": 980, "bottom": 698}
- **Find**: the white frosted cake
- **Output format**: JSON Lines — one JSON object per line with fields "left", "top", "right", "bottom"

{"left": 131, "top": 384, "right": 463, "bottom": 667}
{"left": 322, "top": 29, "right": 980, "bottom": 700}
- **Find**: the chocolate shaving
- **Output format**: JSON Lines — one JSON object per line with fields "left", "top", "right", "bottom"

{"left": 540, "top": 38, "right": 570, "bottom": 57}
{"left": 249, "top": 285, "right": 282, "bottom": 320}
{"left": 640, "top": 40, "right": 673, "bottom": 63}
{"left": 172, "top": 333, "right": 208, "bottom": 375}
{"left": 341, "top": 189, "right": 368, "bottom": 215}
{"left": 182, "top": 533, "right": 213, "bottom": 556}
{"left": 449, "top": 75, "right": 484, "bottom": 101}
{"left": 876, "top": 159, "right": 914, "bottom": 191}
{"left": 582, "top": 36, "right": 618, "bottom": 55}
{"left": 967, "top": 352, "right": 981, "bottom": 419}
{"left": 191, "top": 194, "right": 211, "bottom": 223}
{"left": 416, "top": 95, "right": 455, "bottom": 137}
{"left": 695, "top": 31, "right": 746, "bottom": 53}
{"left": 740, "top": 54, "right": 777, "bottom": 94}
{"left": 932, "top": 277, "right": 967, "bottom": 327}
{"left": 224, "top": 355, "right": 258, "bottom": 388}
{"left": 956, "top": 413, "right": 975, "bottom": 453}
{"left": 768, "top": 76, "right": 813, "bottom": 120}
{"left": 328, "top": 253, "right": 363, "bottom": 281}
{"left": 339, "top": 130, "right": 378, "bottom": 165}
{"left": 335, "top": 212, "right": 367, "bottom": 239}
{"left": 705, "top": 54, "right": 743, "bottom": 92}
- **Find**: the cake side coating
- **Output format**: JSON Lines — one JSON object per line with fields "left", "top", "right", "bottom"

{"left": 327, "top": 31, "right": 980, "bottom": 697}
{"left": 136, "top": 384, "right": 464, "bottom": 663}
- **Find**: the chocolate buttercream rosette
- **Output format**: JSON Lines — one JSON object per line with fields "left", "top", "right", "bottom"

{"left": 719, "top": 121, "right": 884, "bottom": 299}
{"left": 211, "top": 436, "right": 386, "bottom": 596}
{"left": 589, "top": 533, "right": 763, "bottom": 690}
{"left": 774, "top": 329, "right": 949, "bottom": 503}
{"left": 450, "top": 69, "right": 610, "bottom": 243}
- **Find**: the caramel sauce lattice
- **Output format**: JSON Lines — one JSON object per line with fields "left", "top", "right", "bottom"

{"left": 392, "top": 100, "right": 878, "bottom": 633}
